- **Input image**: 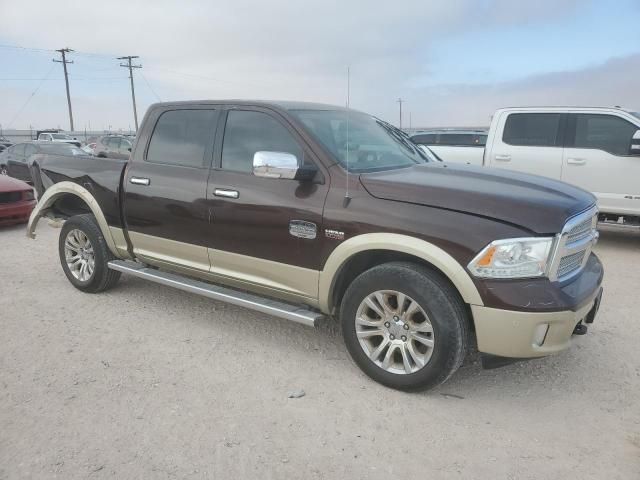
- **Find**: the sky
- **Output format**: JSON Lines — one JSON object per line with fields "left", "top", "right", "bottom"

{"left": 0, "top": 0, "right": 639, "bottom": 132}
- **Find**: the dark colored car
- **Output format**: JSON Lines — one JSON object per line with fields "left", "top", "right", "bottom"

{"left": 93, "top": 135, "right": 134, "bottom": 159}
{"left": 0, "top": 175, "right": 36, "bottom": 226}
{"left": 0, "top": 141, "right": 86, "bottom": 183}
{"left": 27, "top": 100, "right": 603, "bottom": 391}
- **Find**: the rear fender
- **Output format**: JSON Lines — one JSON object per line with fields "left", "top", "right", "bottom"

{"left": 27, "top": 181, "right": 124, "bottom": 258}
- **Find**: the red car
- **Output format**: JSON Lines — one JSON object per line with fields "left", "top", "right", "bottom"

{"left": 0, "top": 175, "right": 36, "bottom": 226}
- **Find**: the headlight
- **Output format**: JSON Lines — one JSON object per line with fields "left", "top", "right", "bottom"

{"left": 468, "top": 237, "right": 554, "bottom": 279}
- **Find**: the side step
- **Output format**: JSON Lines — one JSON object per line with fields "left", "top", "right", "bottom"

{"left": 107, "top": 260, "right": 325, "bottom": 327}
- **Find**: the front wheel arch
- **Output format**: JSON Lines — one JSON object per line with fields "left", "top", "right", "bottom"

{"left": 319, "top": 233, "right": 484, "bottom": 314}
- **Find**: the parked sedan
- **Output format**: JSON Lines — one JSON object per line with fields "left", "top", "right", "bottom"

{"left": 0, "top": 175, "right": 36, "bottom": 226}
{"left": 93, "top": 135, "right": 134, "bottom": 159}
{"left": 0, "top": 141, "right": 86, "bottom": 183}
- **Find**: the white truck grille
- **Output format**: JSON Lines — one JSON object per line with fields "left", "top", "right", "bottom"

{"left": 549, "top": 206, "right": 599, "bottom": 282}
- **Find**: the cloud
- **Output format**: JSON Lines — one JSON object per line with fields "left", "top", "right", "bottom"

{"left": 408, "top": 53, "right": 640, "bottom": 127}
{"left": 0, "top": 0, "right": 634, "bottom": 130}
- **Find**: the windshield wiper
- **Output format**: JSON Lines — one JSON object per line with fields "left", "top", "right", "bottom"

{"left": 376, "top": 120, "right": 425, "bottom": 161}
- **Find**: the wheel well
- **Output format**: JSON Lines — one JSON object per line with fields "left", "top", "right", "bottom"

{"left": 50, "top": 193, "right": 92, "bottom": 219}
{"left": 329, "top": 249, "right": 471, "bottom": 320}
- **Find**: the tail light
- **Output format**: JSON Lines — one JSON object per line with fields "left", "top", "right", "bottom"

{"left": 22, "top": 189, "right": 35, "bottom": 201}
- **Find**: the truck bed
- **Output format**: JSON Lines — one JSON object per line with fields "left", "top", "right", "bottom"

{"left": 29, "top": 153, "right": 128, "bottom": 227}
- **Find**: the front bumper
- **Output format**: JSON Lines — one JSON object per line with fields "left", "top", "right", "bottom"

{"left": 472, "top": 253, "right": 603, "bottom": 358}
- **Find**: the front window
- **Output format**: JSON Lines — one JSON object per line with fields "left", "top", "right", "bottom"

{"left": 291, "top": 109, "right": 426, "bottom": 172}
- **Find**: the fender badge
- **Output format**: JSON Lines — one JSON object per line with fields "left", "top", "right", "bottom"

{"left": 325, "top": 229, "right": 345, "bottom": 240}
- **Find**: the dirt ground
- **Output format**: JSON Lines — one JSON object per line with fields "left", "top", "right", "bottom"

{"left": 0, "top": 222, "right": 639, "bottom": 479}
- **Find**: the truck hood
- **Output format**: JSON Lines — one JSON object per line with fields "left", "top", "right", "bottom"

{"left": 359, "top": 163, "right": 596, "bottom": 234}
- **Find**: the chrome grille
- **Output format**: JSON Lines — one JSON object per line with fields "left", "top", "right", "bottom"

{"left": 549, "top": 206, "right": 598, "bottom": 281}
{"left": 566, "top": 216, "right": 593, "bottom": 243}
{"left": 556, "top": 250, "right": 586, "bottom": 278}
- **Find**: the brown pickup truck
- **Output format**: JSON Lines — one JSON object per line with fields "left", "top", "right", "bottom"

{"left": 27, "top": 100, "right": 603, "bottom": 391}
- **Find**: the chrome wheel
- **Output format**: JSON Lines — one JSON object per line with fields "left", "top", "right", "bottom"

{"left": 355, "top": 290, "right": 435, "bottom": 374}
{"left": 64, "top": 229, "right": 95, "bottom": 282}
{"left": 0, "top": 166, "right": 7, "bottom": 175}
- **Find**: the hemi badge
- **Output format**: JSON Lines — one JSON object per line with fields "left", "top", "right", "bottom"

{"left": 325, "top": 229, "right": 345, "bottom": 240}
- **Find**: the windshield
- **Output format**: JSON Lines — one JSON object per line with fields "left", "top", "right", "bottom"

{"left": 291, "top": 109, "right": 426, "bottom": 172}
{"left": 51, "top": 133, "right": 72, "bottom": 140}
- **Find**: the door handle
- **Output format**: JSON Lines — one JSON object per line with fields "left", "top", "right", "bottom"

{"left": 130, "top": 176, "right": 150, "bottom": 186}
{"left": 214, "top": 188, "right": 239, "bottom": 199}
{"left": 567, "top": 158, "right": 586, "bottom": 165}
{"left": 494, "top": 154, "right": 511, "bottom": 162}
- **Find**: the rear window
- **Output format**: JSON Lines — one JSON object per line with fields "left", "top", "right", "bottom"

{"left": 503, "top": 113, "right": 561, "bottom": 147}
{"left": 146, "top": 109, "right": 216, "bottom": 167}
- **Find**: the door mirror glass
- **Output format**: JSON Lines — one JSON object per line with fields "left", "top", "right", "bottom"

{"left": 253, "top": 151, "right": 299, "bottom": 179}
{"left": 630, "top": 129, "right": 640, "bottom": 155}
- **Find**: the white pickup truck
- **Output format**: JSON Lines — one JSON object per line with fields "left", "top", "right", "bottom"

{"left": 412, "top": 107, "right": 640, "bottom": 225}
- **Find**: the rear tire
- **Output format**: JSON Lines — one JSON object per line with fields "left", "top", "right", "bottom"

{"left": 340, "top": 262, "right": 469, "bottom": 391}
{"left": 58, "top": 214, "right": 121, "bottom": 293}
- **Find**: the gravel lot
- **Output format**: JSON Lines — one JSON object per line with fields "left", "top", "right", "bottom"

{"left": 1, "top": 222, "right": 639, "bottom": 479}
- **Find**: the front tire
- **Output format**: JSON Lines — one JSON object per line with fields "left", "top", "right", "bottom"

{"left": 58, "top": 214, "right": 121, "bottom": 293}
{"left": 340, "top": 262, "right": 469, "bottom": 391}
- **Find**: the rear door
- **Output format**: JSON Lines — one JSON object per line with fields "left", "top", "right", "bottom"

{"left": 562, "top": 112, "right": 640, "bottom": 215}
{"left": 487, "top": 111, "right": 565, "bottom": 179}
{"left": 123, "top": 107, "right": 219, "bottom": 272}
{"left": 205, "top": 107, "right": 329, "bottom": 300}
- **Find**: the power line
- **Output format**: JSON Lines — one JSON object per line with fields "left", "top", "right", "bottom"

{"left": 141, "top": 72, "right": 162, "bottom": 102}
{"left": 7, "top": 64, "right": 56, "bottom": 128}
{"left": 53, "top": 48, "right": 75, "bottom": 131}
{"left": 118, "top": 55, "right": 142, "bottom": 131}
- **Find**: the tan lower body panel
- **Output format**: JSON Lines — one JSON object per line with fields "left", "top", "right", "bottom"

{"left": 109, "top": 227, "right": 132, "bottom": 259}
{"left": 127, "top": 231, "right": 319, "bottom": 305}
{"left": 207, "top": 248, "right": 319, "bottom": 299}
{"left": 128, "top": 231, "right": 210, "bottom": 271}
{"left": 471, "top": 297, "right": 597, "bottom": 358}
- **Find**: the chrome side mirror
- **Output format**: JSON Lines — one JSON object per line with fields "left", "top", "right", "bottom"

{"left": 630, "top": 130, "right": 640, "bottom": 155}
{"left": 253, "top": 151, "right": 299, "bottom": 179}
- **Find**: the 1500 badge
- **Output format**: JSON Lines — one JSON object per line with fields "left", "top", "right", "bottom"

{"left": 325, "top": 229, "right": 345, "bottom": 240}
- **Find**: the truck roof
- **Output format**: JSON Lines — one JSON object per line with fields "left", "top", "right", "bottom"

{"left": 495, "top": 106, "right": 637, "bottom": 113}
{"left": 148, "top": 100, "right": 352, "bottom": 112}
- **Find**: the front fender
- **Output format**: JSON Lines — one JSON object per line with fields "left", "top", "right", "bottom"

{"left": 318, "top": 233, "right": 483, "bottom": 313}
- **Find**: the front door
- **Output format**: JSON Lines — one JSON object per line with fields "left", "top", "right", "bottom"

{"left": 562, "top": 112, "right": 640, "bottom": 216}
{"left": 123, "top": 107, "right": 219, "bottom": 271}
{"left": 206, "top": 107, "right": 329, "bottom": 300}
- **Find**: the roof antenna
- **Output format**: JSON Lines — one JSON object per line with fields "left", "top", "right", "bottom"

{"left": 343, "top": 66, "right": 352, "bottom": 208}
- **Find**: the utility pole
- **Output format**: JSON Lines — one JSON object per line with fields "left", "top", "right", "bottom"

{"left": 397, "top": 98, "right": 403, "bottom": 130}
{"left": 53, "top": 48, "right": 74, "bottom": 131}
{"left": 118, "top": 56, "right": 142, "bottom": 131}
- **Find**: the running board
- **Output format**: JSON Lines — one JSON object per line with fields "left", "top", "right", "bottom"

{"left": 107, "top": 260, "right": 325, "bottom": 327}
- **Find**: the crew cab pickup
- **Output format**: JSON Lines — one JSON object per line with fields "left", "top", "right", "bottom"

{"left": 412, "top": 107, "right": 640, "bottom": 227}
{"left": 27, "top": 100, "right": 604, "bottom": 391}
